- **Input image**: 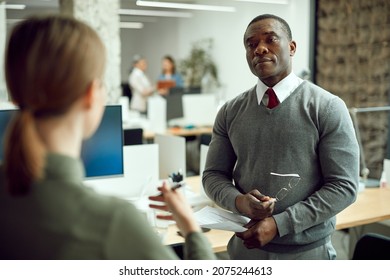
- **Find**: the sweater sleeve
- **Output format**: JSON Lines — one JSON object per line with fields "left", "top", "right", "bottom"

{"left": 274, "top": 97, "right": 359, "bottom": 237}
{"left": 105, "top": 201, "right": 215, "bottom": 260}
{"left": 202, "top": 104, "right": 242, "bottom": 213}
{"left": 184, "top": 232, "right": 216, "bottom": 260}
{"left": 105, "top": 202, "right": 178, "bottom": 259}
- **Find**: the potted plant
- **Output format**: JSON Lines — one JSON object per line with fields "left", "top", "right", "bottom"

{"left": 179, "top": 38, "right": 220, "bottom": 93}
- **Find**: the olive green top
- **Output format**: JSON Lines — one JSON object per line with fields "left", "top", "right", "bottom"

{"left": 0, "top": 153, "right": 215, "bottom": 260}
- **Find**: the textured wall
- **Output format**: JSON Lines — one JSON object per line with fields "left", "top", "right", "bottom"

{"left": 60, "top": 0, "right": 121, "bottom": 104}
{"left": 316, "top": 0, "right": 390, "bottom": 179}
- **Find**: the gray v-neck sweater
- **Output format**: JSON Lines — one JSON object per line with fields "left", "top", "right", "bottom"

{"left": 203, "top": 81, "right": 359, "bottom": 254}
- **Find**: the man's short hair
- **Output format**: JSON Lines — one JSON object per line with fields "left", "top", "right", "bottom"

{"left": 246, "top": 14, "right": 292, "bottom": 41}
{"left": 132, "top": 54, "right": 144, "bottom": 65}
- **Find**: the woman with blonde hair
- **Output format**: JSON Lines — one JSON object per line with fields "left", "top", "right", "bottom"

{"left": 0, "top": 15, "right": 214, "bottom": 260}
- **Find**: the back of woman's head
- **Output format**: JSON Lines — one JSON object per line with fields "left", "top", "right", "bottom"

{"left": 4, "top": 15, "right": 106, "bottom": 195}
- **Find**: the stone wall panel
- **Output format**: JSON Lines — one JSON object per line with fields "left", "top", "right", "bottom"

{"left": 316, "top": 0, "right": 390, "bottom": 179}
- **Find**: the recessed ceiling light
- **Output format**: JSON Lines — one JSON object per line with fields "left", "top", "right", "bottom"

{"left": 119, "top": 22, "right": 144, "bottom": 29}
{"left": 235, "top": 0, "right": 289, "bottom": 4}
{"left": 118, "top": 9, "right": 192, "bottom": 18}
{"left": 5, "top": 4, "right": 27, "bottom": 10}
{"left": 136, "top": 0, "right": 236, "bottom": 12}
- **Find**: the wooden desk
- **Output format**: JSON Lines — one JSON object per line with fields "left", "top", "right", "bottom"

{"left": 165, "top": 224, "right": 234, "bottom": 253}
{"left": 144, "top": 127, "right": 212, "bottom": 140}
{"left": 336, "top": 187, "right": 390, "bottom": 230}
{"left": 164, "top": 176, "right": 233, "bottom": 253}
{"left": 165, "top": 176, "right": 390, "bottom": 252}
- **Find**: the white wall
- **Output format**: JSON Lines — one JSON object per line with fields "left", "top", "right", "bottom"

{"left": 120, "top": 0, "right": 311, "bottom": 100}
{"left": 121, "top": 17, "right": 180, "bottom": 85}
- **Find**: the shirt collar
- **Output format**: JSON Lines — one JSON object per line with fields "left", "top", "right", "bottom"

{"left": 256, "top": 72, "right": 303, "bottom": 105}
{"left": 44, "top": 153, "right": 85, "bottom": 184}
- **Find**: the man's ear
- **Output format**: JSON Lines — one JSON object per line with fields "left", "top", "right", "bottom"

{"left": 289, "top": 40, "right": 297, "bottom": 56}
{"left": 83, "top": 79, "right": 98, "bottom": 109}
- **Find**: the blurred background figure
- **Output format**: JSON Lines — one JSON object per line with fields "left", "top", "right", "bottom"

{"left": 157, "top": 55, "right": 184, "bottom": 96}
{"left": 128, "top": 55, "right": 154, "bottom": 114}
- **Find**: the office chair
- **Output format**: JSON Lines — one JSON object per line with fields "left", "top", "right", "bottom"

{"left": 166, "top": 87, "right": 184, "bottom": 121}
{"left": 352, "top": 232, "right": 390, "bottom": 259}
{"left": 121, "top": 82, "right": 132, "bottom": 102}
{"left": 199, "top": 133, "right": 212, "bottom": 146}
{"left": 123, "top": 128, "right": 143, "bottom": 146}
{"left": 170, "top": 243, "right": 184, "bottom": 260}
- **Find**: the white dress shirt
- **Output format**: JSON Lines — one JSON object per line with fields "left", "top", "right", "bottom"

{"left": 256, "top": 72, "right": 303, "bottom": 106}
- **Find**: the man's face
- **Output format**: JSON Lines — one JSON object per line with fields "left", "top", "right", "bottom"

{"left": 244, "top": 18, "right": 296, "bottom": 87}
{"left": 137, "top": 59, "right": 148, "bottom": 71}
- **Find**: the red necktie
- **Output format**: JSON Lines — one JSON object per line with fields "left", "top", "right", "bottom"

{"left": 266, "top": 88, "right": 279, "bottom": 109}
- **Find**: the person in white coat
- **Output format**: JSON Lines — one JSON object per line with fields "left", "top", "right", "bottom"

{"left": 128, "top": 55, "right": 155, "bottom": 114}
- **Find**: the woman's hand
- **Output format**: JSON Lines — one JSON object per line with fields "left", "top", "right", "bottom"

{"left": 149, "top": 181, "right": 201, "bottom": 237}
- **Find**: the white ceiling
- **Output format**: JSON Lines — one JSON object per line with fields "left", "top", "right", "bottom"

{"left": 5, "top": 0, "right": 58, "bottom": 8}
{"left": 4, "top": 0, "right": 239, "bottom": 20}
{"left": 4, "top": 0, "right": 225, "bottom": 12}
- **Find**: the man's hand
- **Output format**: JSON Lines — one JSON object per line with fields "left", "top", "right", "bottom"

{"left": 235, "top": 217, "right": 278, "bottom": 249}
{"left": 235, "top": 189, "right": 275, "bottom": 220}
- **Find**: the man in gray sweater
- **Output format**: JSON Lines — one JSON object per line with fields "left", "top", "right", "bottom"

{"left": 202, "top": 14, "right": 359, "bottom": 259}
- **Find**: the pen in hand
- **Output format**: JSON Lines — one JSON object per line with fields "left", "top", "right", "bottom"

{"left": 171, "top": 182, "right": 184, "bottom": 191}
{"left": 157, "top": 182, "right": 184, "bottom": 196}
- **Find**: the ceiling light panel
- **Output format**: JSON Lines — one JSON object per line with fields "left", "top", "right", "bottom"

{"left": 119, "top": 22, "right": 144, "bottom": 29}
{"left": 235, "top": 0, "right": 289, "bottom": 4}
{"left": 136, "top": 0, "right": 236, "bottom": 12}
{"left": 5, "top": 4, "right": 26, "bottom": 10}
{"left": 118, "top": 8, "right": 192, "bottom": 18}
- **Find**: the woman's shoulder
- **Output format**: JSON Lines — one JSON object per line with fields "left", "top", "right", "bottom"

{"left": 76, "top": 182, "right": 139, "bottom": 214}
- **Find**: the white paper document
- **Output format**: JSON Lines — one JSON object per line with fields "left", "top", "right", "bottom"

{"left": 194, "top": 206, "right": 250, "bottom": 232}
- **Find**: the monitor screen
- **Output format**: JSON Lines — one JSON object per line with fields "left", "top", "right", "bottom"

{"left": 0, "top": 109, "right": 15, "bottom": 161}
{"left": 0, "top": 105, "right": 124, "bottom": 179}
{"left": 166, "top": 87, "right": 184, "bottom": 121}
{"left": 182, "top": 94, "right": 217, "bottom": 127}
{"left": 81, "top": 105, "right": 124, "bottom": 178}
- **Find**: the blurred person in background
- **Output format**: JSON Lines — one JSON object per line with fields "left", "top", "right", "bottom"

{"left": 157, "top": 55, "right": 184, "bottom": 96}
{"left": 129, "top": 55, "right": 155, "bottom": 114}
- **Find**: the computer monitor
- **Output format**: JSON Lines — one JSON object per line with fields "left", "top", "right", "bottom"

{"left": 166, "top": 87, "right": 184, "bottom": 121}
{"left": 182, "top": 94, "right": 217, "bottom": 127}
{"left": 154, "top": 134, "right": 186, "bottom": 180}
{"left": 184, "top": 86, "right": 201, "bottom": 94}
{"left": 0, "top": 105, "right": 124, "bottom": 179}
{"left": 81, "top": 105, "right": 124, "bottom": 178}
{"left": 0, "top": 109, "right": 15, "bottom": 161}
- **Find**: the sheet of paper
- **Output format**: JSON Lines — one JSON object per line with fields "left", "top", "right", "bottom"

{"left": 200, "top": 221, "right": 247, "bottom": 233}
{"left": 194, "top": 206, "right": 250, "bottom": 232}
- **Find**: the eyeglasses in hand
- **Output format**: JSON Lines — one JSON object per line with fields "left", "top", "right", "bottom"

{"left": 270, "top": 172, "right": 301, "bottom": 202}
